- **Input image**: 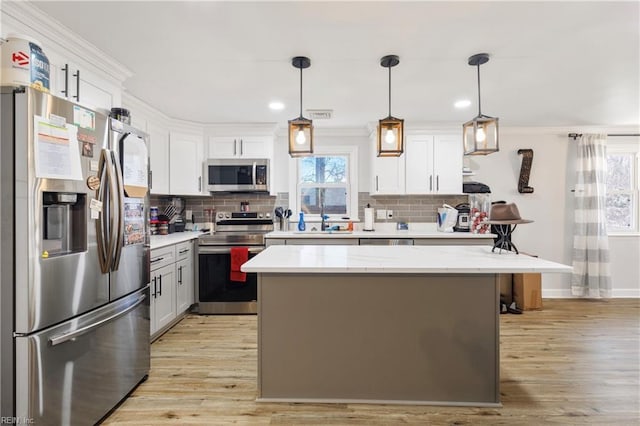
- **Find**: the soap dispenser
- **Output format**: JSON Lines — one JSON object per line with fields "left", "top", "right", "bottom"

{"left": 297, "top": 212, "right": 306, "bottom": 231}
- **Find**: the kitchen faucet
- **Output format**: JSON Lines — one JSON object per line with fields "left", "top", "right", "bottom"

{"left": 320, "top": 191, "right": 329, "bottom": 231}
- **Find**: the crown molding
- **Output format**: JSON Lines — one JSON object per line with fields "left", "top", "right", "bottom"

{"left": 1, "top": 2, "right": 132, "bottom": 84}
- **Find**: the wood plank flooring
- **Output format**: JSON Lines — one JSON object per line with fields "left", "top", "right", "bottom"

{"left": 103, "top": 299, "right": 640, "bottom": 425}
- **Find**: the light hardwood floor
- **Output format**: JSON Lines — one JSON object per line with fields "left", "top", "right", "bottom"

{"left": 103, "top": 299, "right": 640, "bottom": 425}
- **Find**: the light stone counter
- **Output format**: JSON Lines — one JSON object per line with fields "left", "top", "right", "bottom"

{"left": 242, "top": 245, "right": 571, "bottom": 274}
{"left": 246, "top": 244, "right": 571, "bottom": 407}
{"left": 149, "top": 231, "right": 204, "bottom": 250}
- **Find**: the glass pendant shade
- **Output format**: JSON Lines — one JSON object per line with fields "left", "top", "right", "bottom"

{"left": 288, "top": 117, "right": 313, "bottom": 157}
{"left": 463, "top": 53, "right": 499, "bottom": 156}
{"left": 289, "top": 56, "right": 313, "bottom": 157}
{"left": 463, "top": 115, "right": 499, "bottom": 155}
{"left": 377, "top": 55, "right": 404, "bottom": 157}
{"left": 377, "top": 116, "right": 404, "bottom": 157}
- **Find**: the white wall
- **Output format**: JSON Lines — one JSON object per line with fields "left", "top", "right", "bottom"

{"left": 468, "top": 127, "right": 640, "bottom": 298}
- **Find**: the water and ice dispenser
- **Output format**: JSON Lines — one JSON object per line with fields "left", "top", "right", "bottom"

{"left": 42, "top": 192, "right": 87, "bottom": 256}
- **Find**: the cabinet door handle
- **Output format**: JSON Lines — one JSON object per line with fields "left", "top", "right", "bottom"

{"left": 198, "top": 176, "right": 202, "bottom": 192}
{"left": 72, "top": 69, "right": 80, "bottom": 102}
{"left": 376, "top": 176, "right": 379, "bottom": 191}
{"left": 429, "top": 175, "right": 433, "bottom": 191}
{"left": 158, "top": 274, "right": 162, "bottom": 297}
{"left": 152, "top": 276, "right": 157, "bottom": 298}
{"left": 233, "top": 139, "right": 237, "bottom": 156}
{"left": 149, "top": 170, "right": 153, "bottom": 190}
{"left": 61, "top": 64, "right": 69, "bottom": 97}
{"left": 178, "top": 266, "right": 182, "bottom": 285}
{"left": 240, "top": 139, "right": 243, "bottom": 156}
{"left": 436, "top": 175, "right": 440, "bottom": 191}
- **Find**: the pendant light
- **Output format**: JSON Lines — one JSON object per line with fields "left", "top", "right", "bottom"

{"left": 288, "top": 56, "right": 313, "bottom": 157}
{"left": 377, "top": 55, "right": 404, "bottom": 157}
{"left": 463, "top": 53, "right": 499, "bottom": 155}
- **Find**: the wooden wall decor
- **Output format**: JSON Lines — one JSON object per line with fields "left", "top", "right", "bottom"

{"left": 517, "top": 149, "right": 534, "bottom": 193}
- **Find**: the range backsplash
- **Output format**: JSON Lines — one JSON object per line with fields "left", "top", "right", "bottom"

{"left": 150, "top": 193, "right": 469, "bottom": 224}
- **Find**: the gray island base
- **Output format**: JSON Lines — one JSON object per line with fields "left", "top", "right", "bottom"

{"left": 243, "top": 245, "right": 572, "bottom": 406}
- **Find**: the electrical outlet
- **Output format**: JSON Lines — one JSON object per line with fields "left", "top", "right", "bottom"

{"left": 386, "top": 210, "right": 393, "bottom": 219}
{"left": 185, "top": 210, "right": 193, "bottom": 221}
{"left": 376, "top": 209, "right": 387, "bottom": 220}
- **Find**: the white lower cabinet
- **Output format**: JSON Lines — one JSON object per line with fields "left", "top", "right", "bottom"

{"left": 150, "top": 246, "right": 176, "bottom": 336}
{"left": 150, "top": 239, "right": 196, "bottom": 339}
{"left": 176, "top": 241, "right": 195, "bottom": 314}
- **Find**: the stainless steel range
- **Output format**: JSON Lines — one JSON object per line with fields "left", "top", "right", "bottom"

{"left": 196, "top": 211, "right": 273, "bottom": 314}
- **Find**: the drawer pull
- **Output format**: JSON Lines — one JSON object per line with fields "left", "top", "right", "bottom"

{"left": 150, "top": 257, "right": 164, "bottom": 263}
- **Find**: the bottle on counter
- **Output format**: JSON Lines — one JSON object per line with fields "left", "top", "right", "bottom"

{"left": 298, "top": 212, "right": 306, "bottom": 231}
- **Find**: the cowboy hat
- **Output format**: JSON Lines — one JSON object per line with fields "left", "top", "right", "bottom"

{"left": 487, "top": 203, "right": 533, "bottom": 224}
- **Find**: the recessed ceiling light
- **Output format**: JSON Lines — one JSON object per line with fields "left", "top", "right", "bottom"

{"left": 455, "top": 99, "right": 471, "bottom": 109}
{"left": 269, "top": 101, "right": 285, "bottom": 110}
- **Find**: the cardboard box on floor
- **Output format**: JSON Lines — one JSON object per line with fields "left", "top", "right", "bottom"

{"left": 513, "top": 273, "right": 543, "bottom": 310}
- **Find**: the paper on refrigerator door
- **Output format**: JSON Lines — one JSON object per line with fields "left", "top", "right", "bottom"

{"left": 33, "top": 115, "right": 83, "bottom": 181}
{"left": 121, "top": 134, "right": 148, "bottom": 197}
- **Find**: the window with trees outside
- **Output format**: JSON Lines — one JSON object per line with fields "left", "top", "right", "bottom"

{"left": 290, "top": 146, "right": 358, "bottom": 221}
{"left": 606, "top": 139, "right": 639, "bottom": 234}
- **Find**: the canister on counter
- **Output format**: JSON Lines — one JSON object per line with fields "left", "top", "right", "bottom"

{"left": 150, "top": 206, "right": 159, "bottom": 222}
{"left": 158, "top": 221, "right": 169, "bottom": 235}
{"left": 468, "top": 193, "right": 491, "bottom": 234}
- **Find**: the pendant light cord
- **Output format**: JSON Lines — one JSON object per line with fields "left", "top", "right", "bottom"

{"left": 299, "top": 67, "right": 303, "bottom": 117}
{"left": 476, "top": 63, "right": 482, "bottom": 116}
{"left": 388, "top": 65, "right": 392, "bottom": 117}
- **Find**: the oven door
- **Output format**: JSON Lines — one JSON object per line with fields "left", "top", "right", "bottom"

{"left": 196, "top": 246, "right": 264, "bottom": 314}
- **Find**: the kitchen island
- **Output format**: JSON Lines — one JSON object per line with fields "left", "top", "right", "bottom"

{"left": 242, "top": 245, "right": 571, "bottom": 407}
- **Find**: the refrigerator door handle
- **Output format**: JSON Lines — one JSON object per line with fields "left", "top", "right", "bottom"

{"left": 96, "top": 149, "right": 115, "bottom": 273}
{"left": 111, "top": 149, "right": 125, "bottom": 271}
{"left": 48, "top": 294, "right": 147, "bottom": 346}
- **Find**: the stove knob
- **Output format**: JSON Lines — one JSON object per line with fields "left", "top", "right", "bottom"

{"left": 265, "top": 213, "right": 271, "bottom": 219}
{"left": 217, "top": 213, "right": 224, "bottom": 219}
{"left": 258, "top": 213, "right": 264, "bottom": 218}
{"left": 225, "top": 213, "right": 230, "bottom": 219}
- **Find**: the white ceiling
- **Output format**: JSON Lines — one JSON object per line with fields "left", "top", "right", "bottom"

{"left": 30, "top": 1, "right": 640, "bottom": 130}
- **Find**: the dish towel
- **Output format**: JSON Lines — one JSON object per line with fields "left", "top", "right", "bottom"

{"left": 230, "top": 247, "right": 249, "bottom": 282}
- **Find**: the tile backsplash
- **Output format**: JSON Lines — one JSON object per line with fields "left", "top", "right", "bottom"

{"left": 151, "top": 192, "right": 468, "bottom": 224}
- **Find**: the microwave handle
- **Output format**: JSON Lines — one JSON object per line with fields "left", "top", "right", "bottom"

{"left": 252, "top": 161, "right": 257, "bottom": 186}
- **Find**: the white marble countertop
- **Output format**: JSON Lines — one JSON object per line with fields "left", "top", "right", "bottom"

{"left": 150, "top": 231, "right": 204, "bottom": 249}
{"left": 266, "top": 222, "right": 495, "bottom": 239}
{"left": 241, "top": 245, "right": 572, "bottom": 274}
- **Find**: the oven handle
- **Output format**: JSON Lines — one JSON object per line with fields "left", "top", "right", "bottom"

{"left": 198, "top": 246, "right": 265, "bottom": 255}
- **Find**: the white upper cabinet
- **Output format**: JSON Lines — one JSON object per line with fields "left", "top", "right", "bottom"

{"left": 208, "top": 136, "right": 273, "bottom": 159}
{"left": 148, "top": 121, "right": 170, "bottom": 195}
{"left": 405, "top": 134, "right": 462, "bottom": 194}
{"left": 370, "top": 132, "right": 406, "bottom": 195}
{"left": 2, "top": 2, "right": 125, "bottom": 113}
{"left": 169, "top": 131, "right": 205, "bottom": 195}
{"left": 371, "top": 155, "right": 406, "bottom": 194}
{"left": 49, "top": 56, "right": 120, "bottom": 112}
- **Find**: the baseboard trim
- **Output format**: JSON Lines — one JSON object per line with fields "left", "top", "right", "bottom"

{"left": 543, "top": 289, "right": 640, "bottom": 298}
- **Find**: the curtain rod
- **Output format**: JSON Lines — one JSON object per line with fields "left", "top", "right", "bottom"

{"left": 568, "top": 132, "right": 640, "bottom": 140}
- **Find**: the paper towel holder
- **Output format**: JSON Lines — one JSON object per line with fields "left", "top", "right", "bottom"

{"left": 363, "top": 204, "right": 375, "bottom": 231}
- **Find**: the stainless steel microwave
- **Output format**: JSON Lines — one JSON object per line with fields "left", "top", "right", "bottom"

{"left": 206, "top": 159, "right": 270, "bottom": 193}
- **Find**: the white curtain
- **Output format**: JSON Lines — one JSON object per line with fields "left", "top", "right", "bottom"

{"left": 571, "top": 133, "right": 612, "bottom": 297}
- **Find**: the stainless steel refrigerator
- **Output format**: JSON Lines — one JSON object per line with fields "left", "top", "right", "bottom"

{"left": 0, "top": 86, "right": 150, "bottom": 424}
